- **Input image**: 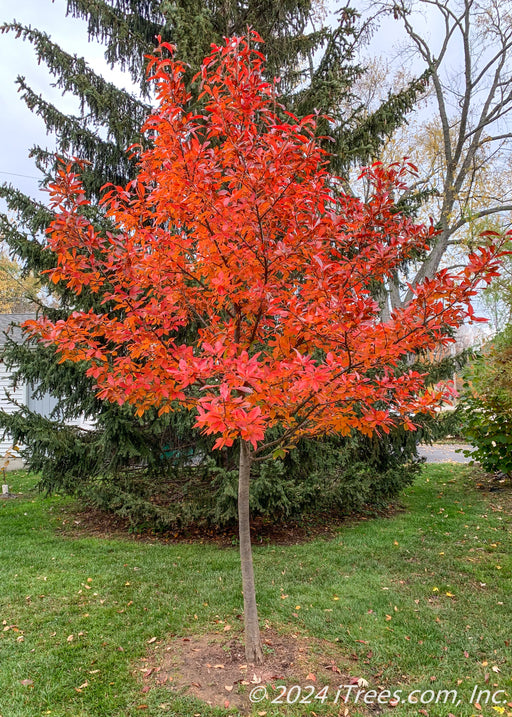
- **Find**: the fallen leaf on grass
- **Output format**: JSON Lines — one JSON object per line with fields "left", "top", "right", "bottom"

{"left": 20, "top": 679, "right": 33, "bottom": 686}
{"left": 306, "top": 673, "right": 316, "bottom": 682}
{"left": 147, "top": 637, "right": 157, "bottom": 644}
{"left": 225, "top": 685, "right": 233, "bottom": 692}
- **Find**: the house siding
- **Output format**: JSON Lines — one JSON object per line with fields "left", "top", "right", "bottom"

{"left": 0, "top": 361, "right": 27, "bottom": 455}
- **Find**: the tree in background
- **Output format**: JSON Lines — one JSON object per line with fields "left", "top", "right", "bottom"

{"left": 480, "top": 235, "right": 512, "bottom": 332}
{"left": 370, "top": 0, "right": 512, "bottom": 316}
{"left": 27, "top": 36, "right": 503, "bottom": 661}
{"left": 0, "top": 0, "right": 432, "bottom": 523}
{"left": 0, "top": 252, "right": 38, "bottom": 313}
{"left": 349, "top": 0, "right": 512, "bottom": 451}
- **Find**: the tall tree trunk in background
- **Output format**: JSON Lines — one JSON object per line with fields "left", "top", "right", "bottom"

{"left": 238, "top": 439, "right": 263, "bottom": 664}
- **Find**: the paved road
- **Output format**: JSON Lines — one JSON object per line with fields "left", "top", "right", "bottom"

{"left": 417, "top": 443, "right": 473, "bottom": 463}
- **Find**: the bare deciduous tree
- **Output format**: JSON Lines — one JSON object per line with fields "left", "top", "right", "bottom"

{"left": 372, "top": 0, "right": 512, "bottom": 312}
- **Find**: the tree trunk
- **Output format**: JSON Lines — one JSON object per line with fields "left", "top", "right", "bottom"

{"left": 238, "top": 439, "right": 264, "bottom": 664}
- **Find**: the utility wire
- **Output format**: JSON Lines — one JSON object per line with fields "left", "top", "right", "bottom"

{"left": 0, "top": 170, "right": 40, "bottom": 180}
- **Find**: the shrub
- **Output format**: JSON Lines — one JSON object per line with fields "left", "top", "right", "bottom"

{"left": 79, "top": 433, "right": 422, "bottom": 531}
{"left": 461, "top": 327, "right": 512, "bottom": 474}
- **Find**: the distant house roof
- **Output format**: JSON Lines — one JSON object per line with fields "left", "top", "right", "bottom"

{"left": 0, "top": 314, "right": 36, "bottom": 348}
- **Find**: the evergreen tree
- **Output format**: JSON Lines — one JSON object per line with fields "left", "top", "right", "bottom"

{"left": 0, "top": 1, "right": 430, "bottom": 526}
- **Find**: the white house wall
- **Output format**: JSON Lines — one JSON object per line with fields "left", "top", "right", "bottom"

{"left": 0, "top": 362, "right": 27, "bottom": 455}
{"left": 0, "top": 365, "right": 95, "bottom": 458}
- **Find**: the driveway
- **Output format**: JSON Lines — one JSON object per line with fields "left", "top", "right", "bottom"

{"left": 417, "top": 443, "right": 474, "bottom": 463}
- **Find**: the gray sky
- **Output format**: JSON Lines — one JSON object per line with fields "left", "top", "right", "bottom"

{"left": 0, "top": 0, "right": 135, "bottom": 202}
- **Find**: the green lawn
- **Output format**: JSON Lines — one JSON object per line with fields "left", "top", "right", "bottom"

{"left": 0, "top": 465, "right": 510, "bottom": 716}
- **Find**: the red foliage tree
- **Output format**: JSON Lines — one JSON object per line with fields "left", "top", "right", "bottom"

{"left": 26, "top": 33, "right": 503, "bottom": 663}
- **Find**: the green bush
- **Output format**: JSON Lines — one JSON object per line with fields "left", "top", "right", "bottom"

{"left": 461, "top": 326, "right": 512, "bottom": 474}
{"left": 78, "top": 432, "right": 422, "bottom": 531}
